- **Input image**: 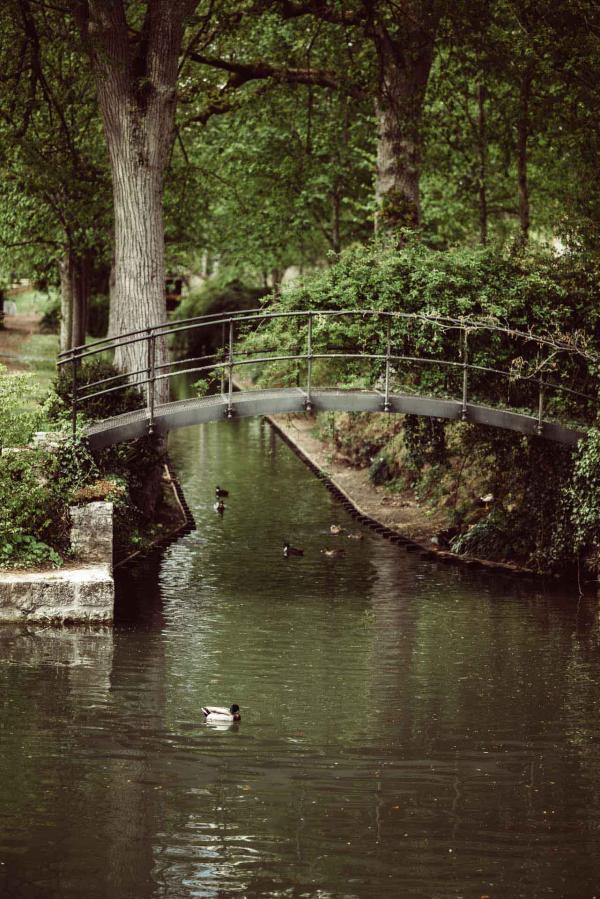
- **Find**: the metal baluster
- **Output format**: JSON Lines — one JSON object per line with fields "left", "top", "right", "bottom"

{"left": 305, "top": 312, "right": 313, "bottom": 412}
{"left": 537, "top": 376, "right": 544, "bottom": 436}
{"left": 383, "top": 316, "right": 392, "bottom": 412}
{"left": 461, "top": 327, "right": 469, "bottom": 421}
{"left": 71, "top": 353, "right": 79, "bottom": 438}
{"left": 146, "top": 329, "right": 156, "bottom": 434}
{"left": 220, "top": 322, "right": 226, "bottom": 397}
{"left": 226, "top": 319, "right": 234, "bottom": 419}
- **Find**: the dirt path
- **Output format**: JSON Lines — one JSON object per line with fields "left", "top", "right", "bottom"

{"left": 0, "top": 314, "right": 42, "bottom": 370}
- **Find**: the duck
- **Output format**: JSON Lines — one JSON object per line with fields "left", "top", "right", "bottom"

{"left": 213, "top": 499, "right": 225, "bottom": 514}
{"left": 283, "top": 541, "right": 304, "bottom": 557}
{"left": 321, "top": 547, "right": 345, "bottom": 557}
{"left": 202, "top": 704, "right": 241, "bottom": 723}
{"left": 347, "top": 532, "right": 364, "bottom": 541}
{"left": 330, "top": 524, "right": 343, "bottom": 535}
{"left": 215, "top": 486, "right": 229, "bottom": 498}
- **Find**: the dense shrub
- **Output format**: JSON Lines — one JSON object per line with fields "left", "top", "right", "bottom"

{"left": 242, "top": 236, "right": 600, "bottom": 424}
{"left": 0, "top": 441, "right": 98, "bottom": 569}
{"left": 54, "top": 358, "right": 145, "bottom": 421}
{"left": 39, "top": 297, "right": 60, "bottom": 334}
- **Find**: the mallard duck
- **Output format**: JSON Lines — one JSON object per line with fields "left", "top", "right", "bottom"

{"left": 215, "top": 486, "right": 229, "bottom": 498}
{"left": 202, "top": 704, "right": 241, "bottom": 722}
{"left": 283, "top": 541, "right": 304, "bottom": 557}
{"left": 347, "top": 532, "right": 364, "bottom": 541}
{"left": 322, "top": 547, "right": 345, "bottom": 557}
{"left": 213, "top": 499, "right": 225, "bottom": 513}
{"left": 330, "top": 524, "right": 343, "bottom": 535}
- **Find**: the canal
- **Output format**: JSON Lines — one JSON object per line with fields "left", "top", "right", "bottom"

{"left": 1, "top": 418, "right": 600, "bottom": 898}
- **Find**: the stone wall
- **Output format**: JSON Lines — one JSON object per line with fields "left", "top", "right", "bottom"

{"left": 0, "top": 567, "right": 114, "bottom": 624}
{"left": 70, "top": 502, "right": 113, "bottom": 568}
{"left": 0, "top": 502, "right": 115, "bottom": 624}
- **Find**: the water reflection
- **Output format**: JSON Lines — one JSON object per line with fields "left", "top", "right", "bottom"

{"left": 1, "top": 419, "right": 600, "bottom": 898}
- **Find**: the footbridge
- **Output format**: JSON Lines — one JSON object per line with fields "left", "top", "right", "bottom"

{"left": 57, "top": 308, "right": 597, "bottom": 451}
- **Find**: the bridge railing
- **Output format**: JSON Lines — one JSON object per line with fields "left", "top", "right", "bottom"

{"left": 57, "top": 308, "right": 598, "bottom": 436}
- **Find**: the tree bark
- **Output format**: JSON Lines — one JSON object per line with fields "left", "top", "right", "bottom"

{"left": 59, "top": 253, "right": 73, "bottom": 354}
{"left": 70, "top": 0, "right": 197, "bottom": 401}
{"left": 517, "top": 61, "right": 534, "bottom": 244}
{"left": 369, "top": 5, "right": 439, "bottom": 233}
{"left": 477, "top": 81, "right": 488, "bottom": 245}
{"left": 59, "top": 249, "right": 90, "bottom": 352}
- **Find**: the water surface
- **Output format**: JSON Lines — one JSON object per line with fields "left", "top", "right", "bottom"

{"left": 1, "top": 418, "right": 600, "bottom": 898}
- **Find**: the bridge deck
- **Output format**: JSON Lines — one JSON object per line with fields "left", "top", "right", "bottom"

{"left": 84, "top": 387, "right": 584, "bottom": 450}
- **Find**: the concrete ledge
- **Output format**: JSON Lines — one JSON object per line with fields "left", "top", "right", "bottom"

{"left": 0, "top": 565, "right": 114, "bottom": 624}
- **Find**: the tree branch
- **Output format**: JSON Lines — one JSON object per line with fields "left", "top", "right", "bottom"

{"left": 188, "top": 51, "right": 365, "bottom": 96}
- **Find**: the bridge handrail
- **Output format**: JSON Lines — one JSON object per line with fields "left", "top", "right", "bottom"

{"left": 56, "top": 306, "right": 599, "bottom": 439}
{"left": 57, "top": 307, "right": 598, "bottom": 366}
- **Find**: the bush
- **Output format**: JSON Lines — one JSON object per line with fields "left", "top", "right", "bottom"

{"left": 39, "top": 297, "right": 60, "bottom": 334}
{"left": 0, "top": 441, "right": 98, "bottom": 569}
{"left": 54, "top": 358, "right": 145, "bottom": 421}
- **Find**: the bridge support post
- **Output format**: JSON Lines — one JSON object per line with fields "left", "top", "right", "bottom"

{"left": 461, "top": 327, "right": 469, "bottom": 421}
{"left": 304, "top": 312, "right": 313, "bottom": 413}
{"left": 71, "top": 355, "right": 79, "bottom": 438}
{"left": 537, "top": 378, "right": 544, "bottom": 436}
{"left": 146, "top": 329, "right": 156, "bottom": 434}
{"left": 226, "top": 318, "right": 235, "bottom": 419}
{"left": 383, "top": 316, "right": 392, "bottom": 412}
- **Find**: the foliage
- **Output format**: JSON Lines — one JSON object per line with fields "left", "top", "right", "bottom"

{"left": 568, "top": 429, "right": 600, "bottom": 566}
{"left": 39, "top": 297, "right": 61, "bottom": 334}
{"left": 54, "top": 358, "right": 145, "bottom": 422}
{"left": 0, "top": 363, "right": 53, "bottom": 447}
{"left": 240, "top": 237, "right": 600, "bottom": 426}
{"left": 0, "top": 440, "right": 98, "bottom": 569}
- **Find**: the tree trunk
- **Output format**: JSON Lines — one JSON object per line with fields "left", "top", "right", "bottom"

{"left": 517, "top": 62, "right": 534, "bottom": 244}
{"left": 370, "top": 8, "right": 439, "bottom": 233}
{"left": 477, "top": 81, "right": 488, "bottom": 245}
{"left": 59, "top": 249, "right": 91, "bottom": 352}
{"left": 71, "top": 0, "right": 196, "bottom": 403}
{"left": 59, "top": 253, "right": 73, "bottom": 354}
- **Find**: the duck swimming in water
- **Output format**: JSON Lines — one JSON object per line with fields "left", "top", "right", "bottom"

{"left": 283, "top": 541, "right": 304, "bottom": 557}
{"left": 202, "top": 704, "right": 241, "bottom": 723}
{"left": 321, "top": 547, "right": 345, "bottom": 557}
{"left": 214, "top": 499, "right": 225, "bottom": 514}
{"left": 215, "top": 486, "right": 229, "bottom": 498}
{"left": 330, "top": 524, "right": 343, "bottom": 535}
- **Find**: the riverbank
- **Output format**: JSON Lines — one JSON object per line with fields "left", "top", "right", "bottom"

{"left": 266, "top": 412, "right": 543, "bottom": 578}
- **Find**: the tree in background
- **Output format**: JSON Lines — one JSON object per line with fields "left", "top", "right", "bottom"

{"left": 0, "top": 1, "right": 111, "bottom": 351}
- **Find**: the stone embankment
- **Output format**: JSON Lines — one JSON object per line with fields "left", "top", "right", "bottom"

{"left": 266, "top": 413, "right": 539, "bottom": 577}
{"left": 0, "top": 502, "right": 114, "bottom": 624}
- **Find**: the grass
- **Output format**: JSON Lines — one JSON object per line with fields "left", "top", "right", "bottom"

{"left": 6, "top": 288, "right": 55, "bottom": 316}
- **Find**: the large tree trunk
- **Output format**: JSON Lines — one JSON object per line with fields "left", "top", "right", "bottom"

{"left": 71, "top": 0, "right": 196, "bottom": 402}
{"left": 369, "top": 6, "right": 439, "bottom": 232}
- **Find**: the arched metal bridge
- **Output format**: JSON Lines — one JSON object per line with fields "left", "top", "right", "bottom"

{"left": 57, "top": 308, "right": 597, "bottom": 450}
